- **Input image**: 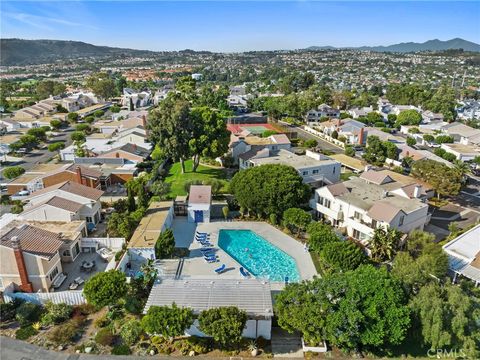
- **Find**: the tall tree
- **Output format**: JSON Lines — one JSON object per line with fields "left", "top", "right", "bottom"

{"left": 148, "top": 95, "right": 192, "bottom": 173}
{"left": 189, "top": 106, "right": 229, "bottom": 172}
{"left": 86, "top": 72, "right": 116, "bottom": 100}
{"left": 369, "top": 227, "right": 402, "bottom": 262}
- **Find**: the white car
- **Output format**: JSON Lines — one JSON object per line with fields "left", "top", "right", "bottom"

{"left": 17, "top": 190, "right": 30, "bottom": 196}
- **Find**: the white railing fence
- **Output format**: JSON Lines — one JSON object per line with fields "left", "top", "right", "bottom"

{"left": 4, "top": 290, "right": 86, "bottom": 305}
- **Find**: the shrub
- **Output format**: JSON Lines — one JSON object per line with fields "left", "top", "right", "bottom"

{"left": 141, "top": 304, "right": 194, "bottom": 338}
{"left": 120, "top": 319, "right": 143, "bottom": 346}
{"left": 3, "top": 166, "right": 25, "bottom": 179}
{"left": 15, "top": 302, "right": 43, "bottom": 326}
{"left": 83, "top": 270, "right": 127, "bottom": 308}
{"left": 95, "top": 315, "right": 111, "bottom": 328}
{"left": 124, "top": 297, "right": 143, "bottom": 315}
{"left": 95, "top": 328, "right": 115, "bottom": 346}
{"left": 304, "top": 139, "right": 318, "bottom": 148}
{"left": 15, "top": 325, "right": 38, "bottom": 340}
{"left": 154, "top": 229, "right": 175, "bottom": 259}
{"left": 94, "top": 110, "right": 105, "bottom": 118}
{"left": 198, "top": 306, "right": 247, "bottom": 348}
{"left": 111, "top": 344, "right": 131, "bottom": 355}
{"left": 74, "top": 303, "right": 96, "bottom": 316}
{"left": 185, "top": 336, "right": 211, "bottom": 354}
{"left": 47, "top": 320, "right": 78, "bottom": 345}
{"left": 0, "top": 299, "right": 23, "bottom": 321}
{"left": 269, "top": 213, "right": 277, "bottom": 225}
{"left": 41, "top": 301, "right": 73, "bottom": 325}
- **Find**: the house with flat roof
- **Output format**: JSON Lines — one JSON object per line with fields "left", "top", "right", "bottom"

{"left": 310, "top": 169, "right": 430, "bottom": 245}
{"left": 242, "top": 149, "right": 341, "bottom": 186}
{"left": 443, "top": 224, "right": 480, "bottom": 286}
{"left": 440, "top": 143, "right": 480, "bottom": 162}
{"left": 188, "top": 185, "right": 211, "bottom": 224}
{"left": 144, "top": 278, "right": 273, "bottom": 340}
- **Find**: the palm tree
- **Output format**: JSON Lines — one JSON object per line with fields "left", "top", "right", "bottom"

{"left": 369, "top": 228, "right": 402, "bottom": 262}
{"left": 452, "top": 160, "right": 470, "bottom": 183}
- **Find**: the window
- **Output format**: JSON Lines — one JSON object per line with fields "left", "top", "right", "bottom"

{"left": 324, "top": 199, "right": 331, "bottom": 209}
{"left": 371, "top": 219, "right": 378, "bottom": 229}
{"left": 317, "top": 196, "right": 324, "bottom": 206}
{"left": 302, "top": 171, "right": 308, "bottom": 176}
{"left": 73, "top": 243, "right": 80, "bottom": 257}
{"left": 333, "top": 167, "right": 336, "bottom": 174}
{"left": 63, "top": 249, "right": 71, "bottom": 257}
{"left": 312, "top": 169, "right": 319, "bottom": 175}
{"left": 48, "top": 267, "right": 59, "bottom": 281}
{"left": 354, "top": 211, "right": 362, "bottom": 221}
{"left": 86, "top": 216, "right": 93, "bottom": 223}
{"left": 399, "top": 215, "right": 405, "bottom": 226}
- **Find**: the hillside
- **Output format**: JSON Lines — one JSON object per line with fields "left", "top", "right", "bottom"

{"left": 0, "top": 39, "right": 155, "bottom": 66}
{"left": 306, "top": 38, "right": 480, "bottom": 53}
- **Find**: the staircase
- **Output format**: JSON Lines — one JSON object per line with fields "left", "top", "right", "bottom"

{"left": 271, "top": 327, "right": 304, "bottom": 358}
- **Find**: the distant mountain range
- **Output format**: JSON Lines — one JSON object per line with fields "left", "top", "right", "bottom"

{"left": 1, "top": 37, "right": 479, "bottom": 66}
{"left": 305, "top": 38, "right": 480, "bottom": 53}
{"left": 0, "top": 39, "right": 156, "bottom": 66}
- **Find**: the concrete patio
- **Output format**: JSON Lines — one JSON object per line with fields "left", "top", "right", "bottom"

{"left": 180, "top": 221, "right": 317, "bottom": 286}
{"left": 57, "top": 251, "right": 110, "bottom": 291}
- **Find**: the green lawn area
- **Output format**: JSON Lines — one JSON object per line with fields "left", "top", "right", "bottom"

{"left": 164, "top": 159, "right": 229, "bottom": 198}
{"left": 340, "top": 171, "right": 359, "bottom": 181}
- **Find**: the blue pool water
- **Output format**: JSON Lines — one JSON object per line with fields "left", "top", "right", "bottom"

{"left": 218, "top": 229, "right": 300, "bottom": 282}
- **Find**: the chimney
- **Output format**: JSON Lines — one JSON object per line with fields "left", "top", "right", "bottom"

{"left": 115, "top": 152, "right": 120, "bottom": 158}
{"left": 133, "top": 144, "right": 137, "bottom": 151}
{"left": 358, "top": 127, "right": 365, "bottom": 145}
{"left": 11, "top": 237, "right": 34, "bottom": 293}
{"left": 337, "top": 118, "right": 342, "bottom": 127}
{"left": 142, "top": 115, "right": 149, "bottom": 136}
{"left": 75, "top": 166, "right": 83, "bottom": 185}
{"left": 413, "top": 185, "right": 422, "bottom": 198}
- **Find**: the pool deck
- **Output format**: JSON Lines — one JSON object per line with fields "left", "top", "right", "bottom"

{"left": 181, "top": 221, "right": 317, "bottom": 287}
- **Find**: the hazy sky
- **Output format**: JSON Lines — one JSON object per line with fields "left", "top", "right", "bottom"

{"left": 1, "top": 1, "right": 479, "bottom": 52}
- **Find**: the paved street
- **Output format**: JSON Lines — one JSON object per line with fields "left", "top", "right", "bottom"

{"left": 278, "top": 122, "right": 343, "bottom": 154}
{"left": 0, "top": 128, "right": 74, "bottom": 178}
{"left": 0, "top": 336, "right": 231, "bottom": 360}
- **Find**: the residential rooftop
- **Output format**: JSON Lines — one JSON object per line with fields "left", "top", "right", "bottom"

{"left": 128, "top": 201, "right": 173, "bottom": 249}
{"left": 144, "top": 278, "right": 273, "bottom": 318}
{"left": 251, "top": 149, "right": 337, "bottom": 169}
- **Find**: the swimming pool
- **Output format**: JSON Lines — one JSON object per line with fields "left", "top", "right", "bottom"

{"left": 218, "top": 229, "right": 300, "bottom": 282}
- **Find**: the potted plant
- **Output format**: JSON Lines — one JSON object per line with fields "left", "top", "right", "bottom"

{"left": 248, "top": 340, "right": 258, "bottom": 357}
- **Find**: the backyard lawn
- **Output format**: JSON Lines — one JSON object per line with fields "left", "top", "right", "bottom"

{"left": 164, "top": 160, "right": 229, "bottom": 198}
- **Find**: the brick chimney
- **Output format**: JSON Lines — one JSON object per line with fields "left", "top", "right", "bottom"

{"left": 75, "top": 166, "right": 83, "bottom": 185}
{"left": 133, "top": 144, "right": 137, "bottom": 151}
{"left": 115, "top": 152, "right": 120, "bottom": 158}
{"left": 358, "top": 127, "right": 365, "bottom": 145}
{"left": 11, "top": 237, "right": 33, "bottom": 293}
{"left": 142, "top": 115, "right": 149, "bottom": 136}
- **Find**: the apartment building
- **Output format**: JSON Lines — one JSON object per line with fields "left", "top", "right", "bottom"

{"left": 310, "top": 170, "right": 430, "bottom": 244}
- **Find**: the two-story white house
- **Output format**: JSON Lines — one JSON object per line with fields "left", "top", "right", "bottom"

{"left": 241, "top": 149, "right": 340, "bottom": 186}
{"left": 306, "top": 104, "right": 340, "bottom": 123}
{"left": 22, "top": 181, "right": 103, "bottom": 232}
{"left": 230, "top": 133, "right": 291, "bottom": 164}
{"left": 310, "top": 170, "right": 430, "bottom": 245}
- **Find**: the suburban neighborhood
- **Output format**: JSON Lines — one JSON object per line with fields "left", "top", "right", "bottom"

{"left": 1, "top": 1, "right": 480, "bottom": 359}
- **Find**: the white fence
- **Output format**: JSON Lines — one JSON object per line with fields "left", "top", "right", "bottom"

{"left": 303, "top": 126, "right": 346, "bottom": 148}
{"left": 81, "top": 237, "right": 125, "bottom": 251}
{"left": 4, "top": 290, "right": 86, "bottom": 305}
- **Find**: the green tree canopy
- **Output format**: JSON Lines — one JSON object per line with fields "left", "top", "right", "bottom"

{"left": 148, "top": 95, "right": 192, "bottom": 173}
{"left": 275, "top": 265, "right": 410, "bottom": 351}
{"left": 47, "top": 142, "right": 65, "bottom": 153}
{"left": 83, "top": 270, "right": 127, "bottom": 308}
{"left": 189, "top": 106, "right": 229, "bottom": 172}
{"left": 410, "top": 283, "right": 480, "bottom": 358}
{"left": 369, "top": 228, "right": 402, "bottom": 262}
{"left": 230, "top": 164, "right": 310, "bottom": 218}
{"left": 36, "top": 80, "right": 66, "bottom": 99}
{"left": 320, "top": 240, "right": 368, "bottom": 272}
{"left": 141, "top": 304, "right": 194, "bottom": 339}
{"left": 67, "top": 112, "right": 79, "bottom": 122}
{"left": 2, "top": 166, "right": 25, "bottom": 179}
{"left": 198, "top": 306, "right": 247, "bottom": 348}
{"left": 411, "top": 159, "right": 462, "bottom": 198}
{"left": 306, "top": 222, "right": 340, "bottom": 253}
{"left": 49, "top": 119, "right": 62, "bottom": 130}
{"left": 395, "top": 110, "right": 422, "bottom": 127}
{"left": 154, "top": 229, "right": 175, "bottom": 259}
{"left": 86, "top": 72, "right": 116, "bottom": 100}
{"left": 282, "top": 208, "right": 312, "bottom": 235}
